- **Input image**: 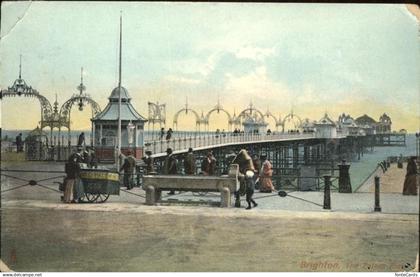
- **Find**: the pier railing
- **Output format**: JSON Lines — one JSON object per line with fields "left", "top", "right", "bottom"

{"left": 144, "top": 132, "right": 316, "bottom": 155}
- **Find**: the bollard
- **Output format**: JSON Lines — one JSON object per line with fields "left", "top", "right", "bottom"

{"left": 338, "top": 160, "right": 352, "bottom": 193}
{"left": 323, "top": 175, "right": 331, "bottom": 210}
{"left": 145, "top": 185, "right": 156, "bottom": 205}
{"left": 220, "top": 187, "right": 231, "bottom": 208}
{"left": 374, "top": 176, "right": 381, "bottom": 212}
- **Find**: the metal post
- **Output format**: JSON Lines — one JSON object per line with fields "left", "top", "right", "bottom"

{"left": 323, "top": 175, "right": 331, "bottom": 210}
{"left": 116, "top": 13, "right": 123, "bottom": 169}
{"left": 338, "top": 160, "right": 352, "bottom": 193}
{"left": 374, "top": 176, "right": 381, "bottom": 212}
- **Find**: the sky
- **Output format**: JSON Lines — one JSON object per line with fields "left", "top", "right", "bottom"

{"left": 0, "top": 2, "right": 419, "bottom": 132}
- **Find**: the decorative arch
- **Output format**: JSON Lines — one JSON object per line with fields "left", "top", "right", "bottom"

{"left": 0, "top": 74, "right": 54, "bottom": 130}
{"left": 264, "top": 110, "right": 283, "bottom": 131}
{"left": 205, "top": 107, "right": 233, "bottom": 131}
{"left": 59, "top": 95, "right": 101, "bottom": 130}
{"left": 282, "top": 112, "right": 302, "bottom": 132}
{"left": 173, "top": 108, "right": 201, "bottom": 130}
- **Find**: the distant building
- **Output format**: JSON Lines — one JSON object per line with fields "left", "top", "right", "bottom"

{"left": 354, "top": 113, "right": 392, "bottom": 134}
{"left": 91, "top": 86, "right": 147, "bottom": 159}
{"left": 242, "top": 113, "right": 267, "bottom": 134}
{"left": 377, "top": 113, "right": 392, "bottom": 133}
{"left": 301, "top": 118, "right": 316, "bottom": 133}
{"left": 337, "top": 113, "right": 359, "bottom": 136}
{"left": 355, "top": 114, "right": 377, "bottom": 135}
{"left": 314, "top": 113, "right": 337, "bottom": 139}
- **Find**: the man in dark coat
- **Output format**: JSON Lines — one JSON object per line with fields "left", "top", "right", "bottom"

{"left": 143, "top": 150, "right": 156, "bottom": 175}
{"left": 164, "top": 148, "right": 178, "bottom": 195}
{"left": 15, "top": 133, "right": 23, "bottom": 152}
{"left": 184, "top": 148, "right": 196, "bottom": 175}
{"left": 89, "top": 147, "right": 98, "bottom": 169}
{"left": 120, "top": 150, "right": 136, "bottom": 190}
{"left": 201, "top": 151, "right": 216, "bottom": 175}
{"left": 64, "top": 147, "right": 83, "bottom": 203}
{"left": 160, "top": 128, "right": 165, "bottom": 140}
{"left": 403, "top": 156, "right": 418, "bottom": 195}
{"left": 166, "top": 128, "right": 173, "bottom": 141}
{"left": 77, "top": 132, "right": 85, "bottom": 147}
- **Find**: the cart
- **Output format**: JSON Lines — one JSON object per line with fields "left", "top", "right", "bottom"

{"left": 73, "top": 166, "right": 120, "bottom": 203}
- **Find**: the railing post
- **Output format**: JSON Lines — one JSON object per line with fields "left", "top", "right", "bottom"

{"left": 323, "top": 175, "right": 331, "bottom": 210}
{"left": 374, "top": 176, "right": 381, "bottom": 212}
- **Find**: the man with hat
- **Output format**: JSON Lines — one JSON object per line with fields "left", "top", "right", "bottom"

{"left": 184, "top": 148, "right": 196, "bottom": 175}
{"left": 201, "top": 151, "right": 217, "bottom": 176}
{"left": 142, "top": 150, "right": 156, "bottom": 175}
{"left": 63, "top": 147, "right": 84, "bottom": 203}
{"left": 120, "top": 149, "right": 136, "bottom": 190}
{"left": 164, "top": 148, "right": 178, "bottom": 194}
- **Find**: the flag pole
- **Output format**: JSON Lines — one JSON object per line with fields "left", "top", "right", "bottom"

{"left": 116, "top": 12, "right": 122, "bottom": 170}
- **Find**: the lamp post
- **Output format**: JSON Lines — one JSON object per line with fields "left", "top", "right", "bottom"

{"left": 127, "top": 120, "right": 135, "bottom": 152}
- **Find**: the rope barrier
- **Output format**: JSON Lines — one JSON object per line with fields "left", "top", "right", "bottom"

{"left": 36, "top": 183, "right": 61, "bottom": 193}
{"left": 120, "top": 189, "right": 146, "bottom": 198}
{"left": 0, "top": 173, "right": 31, "bottom": 183}
{"left": 35, "top": 175, "right": 66, "bottom": 183}
{"left": 1, "top": 169, "right": 65, "bottom": 174}
{"left": 0, "top": 184, "right": 30, "bottom": 193}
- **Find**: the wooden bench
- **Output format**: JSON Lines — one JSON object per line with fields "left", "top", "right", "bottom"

{"left": 142, "top": 164, "right": 239, "bottom": 207}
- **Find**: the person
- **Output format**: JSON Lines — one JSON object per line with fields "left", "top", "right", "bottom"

{"left": 120, "top": 150, "right": 136, "bottom": 190}
{"left": 266, "top": 129, "right": 272, "bottom": 135}
{"left": 231, "top": 149, "right": 257, "bottom": 209}
{"left": 397, "top": 154, "right": 403, "bottom": 169}
{"left": 251, "top": 154, "right": 260, "bottom": 188}
{"left": 82, "top": 148, "right": 91, "bottom": 166}
{"left": 166, "top": 128, "right": 173, "bottom": 141}
{"left": 259, "top": 154, "right": 275, "bottom": 193}
{"left": 160, "top": 128, "right": 165, "bottom": 140}
{"left": 90, "top": 147, "right": 98, "bottom": 169}
{"left": 63, "top": 147, "right": 83, "bottom": 203}
{"left": 402, "top": 156, "right": 418, "bottom": 196}
{"left": 201, "top": 151, "right": 216, "bottom": 175}
{"left": 15, "top": 133, "right": 23, "bottom": 152}
{"left": 184, "top": 148, "right": 196, "bottom": 175}
{"left": 164, "top": 148, "right": 178, "bottom": 195}
{"left": 143, "top": 150, "right": 156, "bottom": 175}
{"left": 77, "top": 132, "right": 85, "bottom": 147}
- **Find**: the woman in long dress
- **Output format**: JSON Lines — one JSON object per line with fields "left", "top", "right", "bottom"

{"left": 259, "top": 154, "right": 275, "bottom": 193}
{"left": 402, "top": 156, "right": 418, "bottom": 196}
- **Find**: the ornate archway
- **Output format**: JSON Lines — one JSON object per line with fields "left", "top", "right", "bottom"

{"left": 173, "top": 99, "right": 202, "bottom": 131}
{"left": 0, "top": 57, "right": 55, "bottom": 132}
{"left": 204, "top": 101, "right": 233, "bottom": 131}
{"left": 232, "top": 102, "right": 268, "bottom": 133}
{"left": 235, "top": 102, "right": 266, "bottom": 125}
{"left": 59, "top": 68, "right": 101, "bottom": 144}
{"left": 282, "top": 111, "right": 302, "bottom": 132}
{"left": 264, "top": 109, "right": 283, "bottom": 131}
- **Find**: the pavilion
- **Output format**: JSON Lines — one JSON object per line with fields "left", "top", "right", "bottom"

{"left": 91, "top": 86, "right": 147, "bottom": 160}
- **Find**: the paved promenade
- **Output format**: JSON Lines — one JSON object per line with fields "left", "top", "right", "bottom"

{"left": 1, "top": 161, "right": 418, "bottom": 272}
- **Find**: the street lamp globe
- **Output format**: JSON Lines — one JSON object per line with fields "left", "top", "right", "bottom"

{"left": 127, "top": 121, "right": 135, "bottom": 145}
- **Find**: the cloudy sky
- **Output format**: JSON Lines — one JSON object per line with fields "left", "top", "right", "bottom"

{"left": 0, "top": 2, "right": 418, "bottom": 131}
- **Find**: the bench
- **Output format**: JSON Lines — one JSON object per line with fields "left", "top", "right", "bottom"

{"left": 142, "top": 164, "right": 239, "bottom": 207}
